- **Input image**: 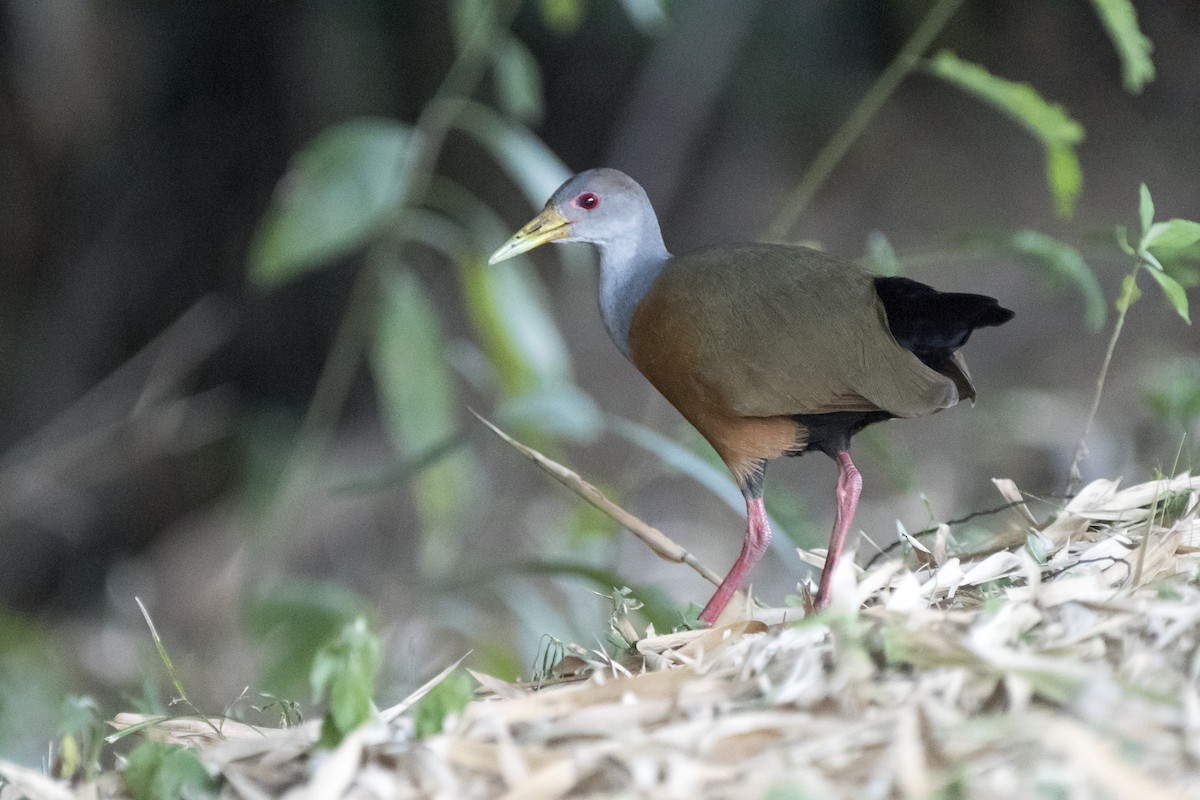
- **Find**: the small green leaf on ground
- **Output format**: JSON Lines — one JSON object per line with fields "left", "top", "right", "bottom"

{"left": 413, "top": 669, "right": 476, "bottom": 738}
{"left": 246, "top": 579, "right": 367, "bottom": 697}
{"left": 311, "top": 617, "right": 382, "bottom": 747}
{"left": 1088, "top": 0, "right": 1155, "bottom": 93}
{"left": 249, "top": 119, "right": 411, "bottom": 286}
{"left": 123, "top": 741, "right": 216, "bottom": 800}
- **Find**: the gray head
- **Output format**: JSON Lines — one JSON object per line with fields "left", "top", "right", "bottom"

{"left": 489, "top": 168, "right": 671, "bottom": 359}
{"left": 488, "top": 168, "right": 667, "bottom": 264}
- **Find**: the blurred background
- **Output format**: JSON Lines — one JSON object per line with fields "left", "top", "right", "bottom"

{"left": 1, "top": 0, "right": 1198, "bottom": 765}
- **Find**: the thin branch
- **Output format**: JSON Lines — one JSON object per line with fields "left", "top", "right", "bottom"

{"left": 1065, "top": 262, "right": 1140, "bottom": 493}
{"left": 766, "top": 0, "right": 965, "bottom": 240}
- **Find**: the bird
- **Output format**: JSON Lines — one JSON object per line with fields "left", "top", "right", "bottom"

{"left": 489, "top": 168, "right": 1013, "bottom": 625}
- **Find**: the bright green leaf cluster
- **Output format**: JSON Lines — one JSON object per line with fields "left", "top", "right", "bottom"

{"left": 927, "top": 52, "right": 1085, "bottom": 218}
{"left": 123, "top": 741, "right": 216, "bottom": 800}
{"left": 311, "top": 617, "right": 382, "bottom": 747}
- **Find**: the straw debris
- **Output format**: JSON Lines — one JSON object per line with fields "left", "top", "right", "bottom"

{"left": 4, "top": 472, "right": 1200, "bottom": 799}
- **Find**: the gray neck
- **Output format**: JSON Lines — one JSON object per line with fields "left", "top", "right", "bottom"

{"left": 596, "top": 233, "right": 670, "bottom": 358}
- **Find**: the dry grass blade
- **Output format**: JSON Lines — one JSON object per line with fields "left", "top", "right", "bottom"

{"left": 134, "top": 596, "right": 223, "bottom": 740}
{"left": 472, "top": 410, "right": 723, "bottom": 587}
{"left": 379, "top": 651, "right": 471, "bottom": 722}
{"left": 55, "top": 473, "right": 1200, "bottom": 798}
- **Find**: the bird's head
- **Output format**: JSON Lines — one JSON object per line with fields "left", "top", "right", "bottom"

{"left": 488, "top": 168, "right": 658, "bottom": 264}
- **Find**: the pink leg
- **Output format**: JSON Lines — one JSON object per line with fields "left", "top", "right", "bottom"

{"left": 699, "top": 497, "right": 771, "bottom": 625}
{"left": 814, "top": 450, "right": 863, "bottom": 610}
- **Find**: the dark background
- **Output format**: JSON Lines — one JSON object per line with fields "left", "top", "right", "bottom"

{"left": 1, "top": 0, "right": 1197, "bottom": 764}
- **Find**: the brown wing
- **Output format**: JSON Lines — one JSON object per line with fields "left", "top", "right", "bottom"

{"left": 629, "top": 244, "right": 958, "bottom": 426}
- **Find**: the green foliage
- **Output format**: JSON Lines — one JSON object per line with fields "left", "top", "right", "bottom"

{"left": 862, "top": 231, "right": 901, "bottom": 277}
{"left": 1145, "top": 359, "right": 1200, "bottom": 430}
{"left": 246, "top": 580, "right": 369, "bottom": 697}
{"left": 123, "top": 741, "right": 216, "bottom": 800}
{"left": 311, "top": 617, "right": 382, "bottom": 747}
{"left": 453, "top": 103, "right": 573, "bottom": 210}
{"left": 537, "top": 0, "right": 586, "bottom": 34}
{"left": 371, "top": 264, "right": 477, "bottom": 577}
{"left": 412, "top": 669, "right": 476, "bottom": 738}
{"left": 249, "top": 120, "right": 412, "bottom": 286}
{"left": 1088, "top": 0, "right": 1155, "bottom": 93}
{"left": 0, "top": 610, "right": 65, "bottom": 766}
{"left": 1133, "top": 184, "right": 1195, "bottom": 323}
{"left": 1004, "top": 230, "right": 1105, "bottom": 331}
{"left": 56, "top": 695, "right": 104, "bottom": 781}
{"left": 927, "top": 52, "right": 1084, "bottom": 217}
{"left": 492, "top": 37, "right": 544, "bottom": 124}
{"left": 459, "top": 252, "right": 575, "bottom": 397}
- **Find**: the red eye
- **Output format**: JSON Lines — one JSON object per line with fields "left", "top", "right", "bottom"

{"left": 578, "top": 192, "right": 599, "bottom": 210}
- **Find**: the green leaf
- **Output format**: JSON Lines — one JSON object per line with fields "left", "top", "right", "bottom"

{"left": 1115, "top": 273, "right": 1141, "bottom": 313}
{"left": 492, "top": 37, "right": 544, "bottom": 124}
{"left": 1139, "top": 183, "right": 1155, "bottom": 239}
{"left": 123, "top": 741, "right": 216, "bottom": 800}
{"left": 413, "top": 669, "right": 476, "bottom": 738}
{"left": 311, "top": 618, "right": 381, "bottom": 747}
{"left": 425, "top": 179, "right": 577, "bottom": 394}
{"left": 862, "top": 231, "right": 901, "bottom": 277}
{"left": 927, "top": 52, "right": 1084, "bottom": 217}
{"left": 536, "top": 0, "right": 585, "bottom": 34}
{"left": 1145, "top": 219, "right": 1200, "bottom": 253}
{"left": 450, "top": 0, "right": 497, "bottom": 48}
{"left": 617, "top": 0, "right": 669, "bottom": 32}
{"left": 454, "top": 102, "right": 572, "bottom": 210}
{"left": 1142, "top": 266, "right": 1192, "bottom": 323}
{"left": 1144, "top": 358, "right": 1200, "bottom": 428}
{"left": 245, "top": 580, "right": 367, "bottom": 696}
{"left": 371, "top": 264, "right": 477, "bottom": 577}
{"left": 250, "top": 119, "right": 411, "bottom": 286}
{"left": 1088, "top": 0, "right": 1155, "bottom": 93}
{"left": 459, "top": 254, "right": 574, "bottom": 395}
{"left": 1005, "top": 230, "right": 1105, "bottom": 331}
{"left": 1045, "top": 143, "right": 1083, "bottom": 219}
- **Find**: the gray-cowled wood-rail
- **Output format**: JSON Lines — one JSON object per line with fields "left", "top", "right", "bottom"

{"left": 490, "top": 168, "right": 1013, "bottom": 624}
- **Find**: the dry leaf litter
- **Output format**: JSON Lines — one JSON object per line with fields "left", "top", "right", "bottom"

{"left": 3, "top": 473, "right": 1200, "bottom": 799}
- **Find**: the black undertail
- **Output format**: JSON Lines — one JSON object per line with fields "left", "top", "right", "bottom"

{"left": 873, "top": 276, "right": 1014, "bottom": 376}
{"left": 787, "top": 276, "right": 1014, "bottom": 458}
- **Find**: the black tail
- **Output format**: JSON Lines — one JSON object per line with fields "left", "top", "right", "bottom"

{"left": 874, "top": 276, "right": 1014, "bottom": 371}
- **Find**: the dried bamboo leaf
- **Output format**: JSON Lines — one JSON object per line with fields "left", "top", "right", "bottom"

{"left": 474, "top": 411, "right": 723, "bottom": 587}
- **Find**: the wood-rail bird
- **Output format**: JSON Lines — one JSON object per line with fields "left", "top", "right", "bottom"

{"left": 489, "top": 168, "right": 1013, "bottom": 625}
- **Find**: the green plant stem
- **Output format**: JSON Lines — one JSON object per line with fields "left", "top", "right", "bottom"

{"left": 1066, "top": 263, "right": 1141, "bottom": 494}
{"left": 256, "top": 5, "right": 515, "bottom": 551}
{"left": 766, "top": 0, "right": 965, "bottom": 241}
